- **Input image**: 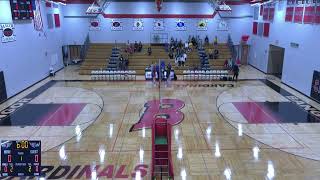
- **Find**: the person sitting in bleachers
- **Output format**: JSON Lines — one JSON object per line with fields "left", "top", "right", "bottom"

{"left": 214, "top": 49, "right": 219, "bottom": 59}
{"left": 182, "top": 53, "right": 187, "bottom": 66}
{"left": 148, "top": 46, "right": 152, "bottom": 56}
{"left": 134, "top": 41, "right": 138, "bottom": 52}
{"left": 224, "top": 59, "right": 229, "bottom": 69}
{"left": 189, "top": 41, "right": 193, "bottom": 51}
{"left": 184, "top": 41, "right": 189, "bottom": 52}
{"left": 168, "top": 51, "right": 174, "bottom": 59}
{"left": 205, "top": 35, "right": 209, "bottom": 45}
{"left": 138, "top": 41, "right": 143, "bottom": 52}
{"left": 214, "top": 36, "right": 218, "bottom": 45}
{"left": 209, "top": 50, "right": 214, "bottom": 59}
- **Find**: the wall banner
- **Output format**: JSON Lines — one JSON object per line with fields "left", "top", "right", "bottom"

{"left": 89, "top": 18, "right": 100, "bottom": 31}
{"left": 197, "top": 19, "right": 208, "bottom": 31}
{"left": 133, "top": 19, "right": 144, "bottom": 31}
{"left": 176, "top": 19, "right": 186, "bottom": 31}
{"left": 0, "top": 24, "right": 16, "bottom": 43}
{"left": 154, "top": 19, "right": 165, "bottom": 31}
{"left": 217, "top": 20, "right": 228, "bottom": 31}
{"left": 111, "top": 19, "right": 123, "bottom": 31}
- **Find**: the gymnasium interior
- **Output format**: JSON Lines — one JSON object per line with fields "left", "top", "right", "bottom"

{"left": 0, "top": 0, "right": 320, "bottom": 179}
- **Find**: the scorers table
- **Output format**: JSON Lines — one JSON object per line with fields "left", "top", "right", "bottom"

{"left": 1, "top": 140, "right": 41, "bottom": 177}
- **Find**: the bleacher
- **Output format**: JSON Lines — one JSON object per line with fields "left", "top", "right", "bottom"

{"left": 79, "top": 44, "right": 115, "bottom": 75}
{"left": 125, "top": 45, "right": 201, "bottom": 75}
{"left": 79, "top": 42, "right": 232, "bottom": 78}
{"left": 205, "top": 43, "right": 232, "bottom": 69}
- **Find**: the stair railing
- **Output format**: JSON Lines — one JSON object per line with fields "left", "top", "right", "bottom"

{"left": 80, "top": 33, "right": 91, "bottom": 61}
{"left": 227, "top": 34, "right": 237, "bottom": 63}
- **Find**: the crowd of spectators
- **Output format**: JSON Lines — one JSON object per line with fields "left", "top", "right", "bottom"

{"left": 125, "top": 40, "right": 143, "bottom": 54}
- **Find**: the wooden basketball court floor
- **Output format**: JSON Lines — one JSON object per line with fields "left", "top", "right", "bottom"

{"left": 1, "top": 65, "right": 320, "bottom": 179}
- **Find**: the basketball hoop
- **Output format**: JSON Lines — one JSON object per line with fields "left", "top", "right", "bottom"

{"left": 208, "top": 0, "right": 232, "bottom": 14}
{"left": 86, "top": 0, "right": 110, "bottom": 15}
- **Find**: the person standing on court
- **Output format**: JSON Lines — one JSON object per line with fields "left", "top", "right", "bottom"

{"left": 151, "top": 62, "right": 156, "bottom": 83}
{"left": 166, "top": 63, "right": 172, "bottom": 81}
{"left": 232, "top": 64, "right": 239, "bottom": 81}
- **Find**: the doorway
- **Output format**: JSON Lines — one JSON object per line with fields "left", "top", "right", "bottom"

{"left": 267, "top": 45, "right": 285, "bottom": 78}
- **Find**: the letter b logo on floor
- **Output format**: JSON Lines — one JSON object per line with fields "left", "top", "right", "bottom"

{"left": 130, "top": 99, "right": 185, "bottom": 131}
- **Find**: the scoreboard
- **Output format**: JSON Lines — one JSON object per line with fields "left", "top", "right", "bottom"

{"left": 1, "top": 140, "right": 41, "bottom": 177}
{"left": 10, "top": 0, "right": 34, "bottom": 20}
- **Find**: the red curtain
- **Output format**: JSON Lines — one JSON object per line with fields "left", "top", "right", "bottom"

{"left": 54, "top": 14, "right": 60, "bottom": 27}
{"left": 260, "top": 5, "right": 264, "bottom": 16}
{"left": 263, "top": 23, "right": 270, "bottom": 37}
{"left": 285, "top": 7, "right": 294, "bottom": 22}
{"left": 252, "top": 22, "right": 258, "bottom": 35}
{"left": 294, "top": 7, "right": 304, "bottom": 23}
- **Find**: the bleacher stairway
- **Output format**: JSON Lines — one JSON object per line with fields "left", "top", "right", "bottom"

{"left": 79, "top": 44, "right": 114, "bottom": 75}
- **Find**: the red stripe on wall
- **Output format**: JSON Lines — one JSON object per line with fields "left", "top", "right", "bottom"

{"left": 55, "top": 0, "right": 250, "bottom": 5}
{"left": 102, "top": 14, "right": 215, "bottom": 19}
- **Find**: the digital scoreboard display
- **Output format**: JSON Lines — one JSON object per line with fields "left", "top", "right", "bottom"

{"left": 10, "top": 0, "right": 34, "bottom": 20}
{"left": 1, "top": 140, "right": 41, "bottom": 177}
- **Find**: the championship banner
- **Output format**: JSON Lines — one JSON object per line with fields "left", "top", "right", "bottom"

{"left": 304, "top": 6, "right": 315, "bottom": 23}
{"left": 197, "top": 19, "right": 208, "bottom": 31}
{"left": 217, "top": 20, "right": 228, "bottom": 31}
{"left": 268, "top": 4, "right": 275, "bottom": 21}
{"left": 133, "top": 19, "right": 143, "bottom": 31}
{"left": 294, "top": 6, "right": 304, "bottom": 23}
{"left": 263, "top": 5, "right": 269, "bottom": 20}
{"left": 303, "top": 0, "right": 315, "bottom": 23}
{"left": 310, "top": 70, "right": 320, "bottom": 103}
{"left": 89, "top": 18, "right": 100, "bottom": 31}
{"left": 111, "top": 20, "right": 122, "bottom": 31}
{"left": 252, "top": 22, "right": 258, "bottom": 35}
{"left": 315, "top": 5, "right": 320, "bottom": 24}
{"left": 285, "top": 7, "right": 295, "bottom": 22}
{"left": 263, "top": 23, "right": 270, "bottom": 37}
{"left": 0, "top": 24, "right": 16, "bottom": 43}
{"left": 176, "top": 20, "right": 186, "bottom": 31}
{"left": 33, "top": 0, "right": 43, "bottom": 31}
{"left": 154, "top": 19, "right": 165, "bottom": 31}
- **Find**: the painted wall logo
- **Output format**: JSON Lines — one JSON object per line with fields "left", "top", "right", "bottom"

{"left": 197, "top": 19, "right": 208, "bottom": 31}
{"left": 111, "top": 20, "right": 122, "bottom": 31}
{"left": 1, "top": 24, "right": 16, "bottom": 43}
{"left": 133, "top": 19, "right": 144, "bottom": 31}
{"left": 176, "top": 19, "right": 186, "bottom": 31}
{"left": 217, "top": 19, "right": 229, "bottom": 31}
{"left": 130, "top": 99, "right": 185, "bottom": 131}
{"left": 89, "top": 18, "right": 100, "bottom": 31}
{"left": 154, "top": 19, "right": 165, "bottom": 31}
